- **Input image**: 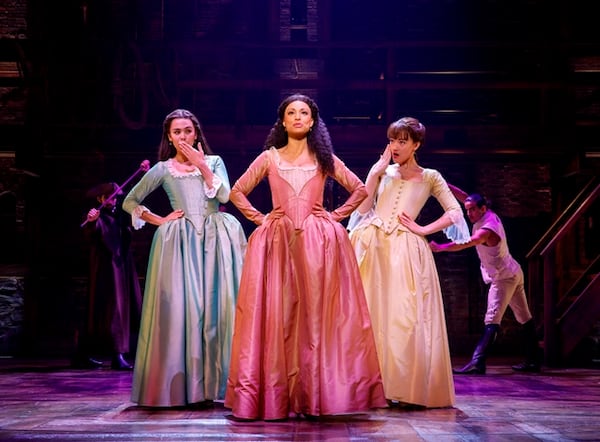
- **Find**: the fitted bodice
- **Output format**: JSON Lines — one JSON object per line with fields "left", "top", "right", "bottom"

{"left": 347, "top": 165, "right": 469, "bottom": 243}
{"left": 123, "top": 157, "right": 230, "bottom": 234}
{"left": 163, "top": 172, "right": 219, "bottom": 231}
{"left": 372, "top": 167, "right": 461, "bottom": 235}
{"left": 374, "top": 178, "right": 434, "bottom": 234}
{"left": 230, "top": 148, "right": 366, "bottom": 229}
{"left": 268, "top": 165, "right": 326, "bottom": 229}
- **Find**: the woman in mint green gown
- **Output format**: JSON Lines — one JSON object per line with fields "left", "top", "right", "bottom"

{"left": 123, "top": 109, "right": 247, "bottom": 407}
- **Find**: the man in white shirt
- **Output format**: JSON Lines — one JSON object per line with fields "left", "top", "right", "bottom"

{"left": 430, "top": 185, "right": 541, "bottom": 374}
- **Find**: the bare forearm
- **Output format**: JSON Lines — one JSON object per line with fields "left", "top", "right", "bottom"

{"left": 447, "top": 183, "right": 468, "bottom": 203}
{"left": 431, "top": 237, "right": 479, "bottom": 253}
{"left": 439, "top": 241, "right": 471, "bottom": 252}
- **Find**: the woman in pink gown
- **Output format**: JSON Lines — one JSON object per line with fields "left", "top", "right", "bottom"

{"left": 225, "top": 94, "right": 386, "bottom": 421}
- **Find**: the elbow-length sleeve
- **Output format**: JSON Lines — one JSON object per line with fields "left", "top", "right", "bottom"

{"left": 429, "top": 169, "right": 470, "bottom": 244}
{"left": 122, "top": 163, "right": 164, "bottom": 230}
{"left": 330, "top": 155, "right": 368, "bottom": 222}
{"left": 230, "top": 151, "right": 270, "bottom": 225}
{"left": 209, "top": 155, "right": 231, "bottom": 204}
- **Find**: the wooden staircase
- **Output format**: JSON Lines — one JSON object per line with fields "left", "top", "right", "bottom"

{"left": 527, "top": 176, "right": 600, "bottom": 366}
{"left": 556, "top": 257, "right": 600, "bottom": 360}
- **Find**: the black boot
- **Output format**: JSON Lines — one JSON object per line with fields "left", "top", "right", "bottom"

{"left": 71, "top": 355, "right": 104, "bottom": 369}
{"left": 512, "top": 319, "right": 541, "bottom": 372}
{"left": 454, "top": 324, "right": 499, "bottom": 375}
{"left": 111, "top": 353, "right": 133, "bottom": 370}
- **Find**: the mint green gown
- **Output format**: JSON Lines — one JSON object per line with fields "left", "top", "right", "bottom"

{"left": 123, "top": 157, "right": 247, "bottom": 407}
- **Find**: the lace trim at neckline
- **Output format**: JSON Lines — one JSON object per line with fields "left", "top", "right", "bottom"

{"left": 271, "top": 147, "right": 318, "bottom": 171}
{"left": 166, "top": 158, "right": 202, "bottom": 178}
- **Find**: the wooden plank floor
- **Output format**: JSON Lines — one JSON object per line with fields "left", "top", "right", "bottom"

{"left": 0, "top": 357, "right": 599, "bottom": 441}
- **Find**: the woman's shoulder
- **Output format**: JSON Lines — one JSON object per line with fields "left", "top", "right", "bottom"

{"left": 331, "top": 153, "right": 348, "bottom": 168}
{"left": 422, "top": 167, "right": 444, "bottom": 180}
{"left": 204, "top": 154, "right": 224, "bottom": 167}
{"left": 258, "top": 148, "right": 276, "bottom": 163}
{"left": 147, "top": 160, "right": 168, "bottom": 172}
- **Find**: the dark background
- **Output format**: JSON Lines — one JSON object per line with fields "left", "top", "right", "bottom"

{"left": 0, "top": 0, "right": 598, "bottom": 362}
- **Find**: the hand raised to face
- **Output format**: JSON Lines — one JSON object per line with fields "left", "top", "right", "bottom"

{"left": 369, "top": 144, "right": 393, "bottom": 177}
{"left": 179, "top": 141, "right": 206, "bottom": 166}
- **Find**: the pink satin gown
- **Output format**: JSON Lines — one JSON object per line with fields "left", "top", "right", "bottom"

{"left": 225, "top": 148, "right": 387, "bottom": 420}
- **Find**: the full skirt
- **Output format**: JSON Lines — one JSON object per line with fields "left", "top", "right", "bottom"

{"left": 225, "top": 215, "right": 386, "bottom": 420}
{"left": 350, "top": 225, "right": 455, "bottom": 408}
{"left": 131, "top": 213, "right": 246, "bottom": 407}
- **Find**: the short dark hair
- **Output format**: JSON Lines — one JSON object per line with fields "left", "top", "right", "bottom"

{"left": 465, "top": 193, "right": 490, "bottom": 209}
{"left": 386, "top": 117, "right": 426, "bottom": 144}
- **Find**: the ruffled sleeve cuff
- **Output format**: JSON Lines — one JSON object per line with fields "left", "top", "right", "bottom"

{"left": 347, "top": 207, "right": 375, "bottom": 233}
{"left": 204, "top": 174, "right": 222, "bottom": 199}
{"left": 131, "top": 205, "right": 149, "bottom": 230}
{"left": 443, "top": 208, "right": 471, "bottom": 244}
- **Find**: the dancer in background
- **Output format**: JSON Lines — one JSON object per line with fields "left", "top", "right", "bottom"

{"left": 75, "top": 180, "right": 143, "bottom": 370}
{"left": 123, "top": 109, "right": 247, "bottom": 407}
{"left": 225, "top": 94, "right": 386, "bottom": 421}
{"left": 348, "top": 117, "right": 470, "bottom": 408}
{"left": 430, "top": 186, "right": 541, "bottom": 374}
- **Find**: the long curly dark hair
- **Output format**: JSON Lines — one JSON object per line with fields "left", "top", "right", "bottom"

{"left": 263, "top": 94, "right": 335, "bottom": 176}
{"left": 157, "top": 109, "right": 214, "bottom": 161}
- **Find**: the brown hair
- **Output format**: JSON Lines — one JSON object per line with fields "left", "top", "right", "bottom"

{"left": 386, "top": 117, "right": 426, "bottom": 144}
{"left": 157, "top": 109, "right": 214, "bottom": 161}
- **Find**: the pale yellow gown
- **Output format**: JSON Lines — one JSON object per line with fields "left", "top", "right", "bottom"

{"left": 348, "top": 165, "right": 469, "bottom": 408}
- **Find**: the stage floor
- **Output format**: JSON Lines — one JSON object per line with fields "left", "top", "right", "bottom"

{"left": 0, "top": 357, "right": 598, "bottom": 441}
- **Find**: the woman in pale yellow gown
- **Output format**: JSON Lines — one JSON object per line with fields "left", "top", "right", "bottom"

{"left": 348, "top": 117, "right": 469, "bottom": 408}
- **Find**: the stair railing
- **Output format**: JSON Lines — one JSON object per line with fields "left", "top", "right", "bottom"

{"left": 526, "top": 176, "right": 600, "bottom": 365}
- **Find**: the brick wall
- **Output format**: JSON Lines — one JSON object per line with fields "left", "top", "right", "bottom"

{"left": 0, "top": 0, "right": 575, "bottom": 361}
{"left": 0, "top": 0, "right": 27, "bottom": 128}
{"left": 0, "top": 0, "right": 26, "bottom": 37}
